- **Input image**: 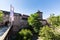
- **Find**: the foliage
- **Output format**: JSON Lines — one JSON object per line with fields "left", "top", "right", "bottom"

{"left": 47, "top": 14, "right": 60, "bottom": 40}
{"left": 52, "top": 26, "right": 60, "bottom": 40}
{"left": 0, "top": 11, "right": 3, "bottom": 22}
{"left": 39, "top": 25, "right": 55, "bottom": 40}
{"left": 39, "top": 25, "right": 60, "bottom": 40}
{"left": 16, "top": 29, "right": 33, "bottom": 40}
{"left": 15, "top": 13, "right": 60, "bottom": 40}
{"left": 28, "top": 13, "right": 42, "bottom": 33}
{"left": 47, "top": 14, "right": 60, "bottom": 27}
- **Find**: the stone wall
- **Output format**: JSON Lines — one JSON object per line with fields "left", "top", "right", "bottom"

{"left": 2, "top": 10, "right": 29, "bottom": 32}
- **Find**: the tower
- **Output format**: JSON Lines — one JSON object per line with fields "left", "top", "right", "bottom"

{"left": 37, "top": 10, "right": 43, "bottom": 19}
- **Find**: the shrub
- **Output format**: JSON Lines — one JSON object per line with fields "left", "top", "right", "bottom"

{"left": 16, "top": 29, "right": 33, "bottom": 40}
{"left": 0, "top": 11, "right": 3, "bottom": 22}
{"left": 39, "top": 25, "right": 55, "bottom": 40}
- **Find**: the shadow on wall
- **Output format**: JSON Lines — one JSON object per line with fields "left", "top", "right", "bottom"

{"left": 4, "top": 21, "right": 11, "bottom": 27}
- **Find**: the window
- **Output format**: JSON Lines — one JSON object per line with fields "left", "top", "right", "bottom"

{"left": 22, "top": 18, "right": 28, "bottom": 20}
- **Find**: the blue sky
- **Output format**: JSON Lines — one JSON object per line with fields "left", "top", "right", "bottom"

{"left": 0, "top": 0, "right": 60, "bottom": 19}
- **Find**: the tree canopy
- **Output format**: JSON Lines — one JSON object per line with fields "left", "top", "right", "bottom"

{"left": 47, "top": 14, "right": 60, "bottom": 27}
{"left": 28, "top": 13, "right": 42, "bottom": 33}
{"left": 15, "top": 29, "right": 33, "bottom": 40}
{"left": 0, "top": 11, "right": 3, "bottom": 22}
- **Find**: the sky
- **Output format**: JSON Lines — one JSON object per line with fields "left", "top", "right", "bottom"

{"left": 0, "top": 0, "right": 60, "bottom": 19}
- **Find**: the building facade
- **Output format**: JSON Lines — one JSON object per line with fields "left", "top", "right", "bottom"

{"left": 0, "top": 10, "right": 49, "bottom": 40}
{"left": 2, "top": 10, "right": 43, "bottom": 27}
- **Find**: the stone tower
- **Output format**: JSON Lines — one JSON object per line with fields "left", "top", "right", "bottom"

{"left": 37, "top": 10, "right": 43, "bottom": 19}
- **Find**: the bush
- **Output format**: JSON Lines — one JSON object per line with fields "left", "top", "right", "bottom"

{"left": 0, "top": 11, "right": 3, "bottom": 22}
{"left": 39, "top": 25, "right": 55, "bottom": 40}
{"left": 16, "top": 29, "right": 33, "bottom": 40}
{"left": 38, "top": 25, "right": 60, "bottom": 40}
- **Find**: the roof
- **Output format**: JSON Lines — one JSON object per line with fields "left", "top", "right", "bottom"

{"left": 22, "top": 14, "right": 29, "bottom": 18}
{"left": 2, "top": 10, "right": 21, "bottom": 16}
{"left": 37, "top": 10, "right": 42, "bottom": 13}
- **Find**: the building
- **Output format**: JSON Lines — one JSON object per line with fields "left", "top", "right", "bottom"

{"left": 36, "top": 10, "right": 43, "bottom": 19}
{"left": 2, "top": 10, "right": 43, "bottom": 26}
{"left": 2, "top": 10, "right": 29, "bottom": 31}
{"left": 2, "top": 10, "right": 29, "bottom": 40}
{"left": 0, "top": 10, "right": 49, "bottom": 40}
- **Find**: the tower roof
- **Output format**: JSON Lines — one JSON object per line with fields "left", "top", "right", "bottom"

{"left": 37, "top": 10, "right": 42, "bottom": 13}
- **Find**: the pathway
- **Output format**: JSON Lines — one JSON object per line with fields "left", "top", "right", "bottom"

{"left": 0, "top": 26, "right": 11, "bottom": 40}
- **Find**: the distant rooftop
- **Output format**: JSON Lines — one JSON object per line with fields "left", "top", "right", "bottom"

{"left": 37, "top": 10, "right": 42, "bottom": 13}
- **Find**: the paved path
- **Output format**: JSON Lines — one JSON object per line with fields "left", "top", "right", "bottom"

{"left": 0, "top": 26, "right": 11, "bottom": 40}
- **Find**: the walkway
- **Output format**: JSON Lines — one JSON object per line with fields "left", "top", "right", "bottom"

{"left": 0, "top": 26, "right": 11, "bottom": 40}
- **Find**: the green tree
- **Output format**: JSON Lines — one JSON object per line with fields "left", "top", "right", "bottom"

{"left": 47, "top": 14, "right": 60, "bottom": 27}
{"left": 16, "top": 29, "right": 33, "bottom": 40}
{"left": 28, "top": 13, "right": 42, "bottom": 33}
{"left": 39, "top": 25, "right": 56, "bottom": 40}
{"left": 0, "top": 11, "right": 3, "bottom": 22}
